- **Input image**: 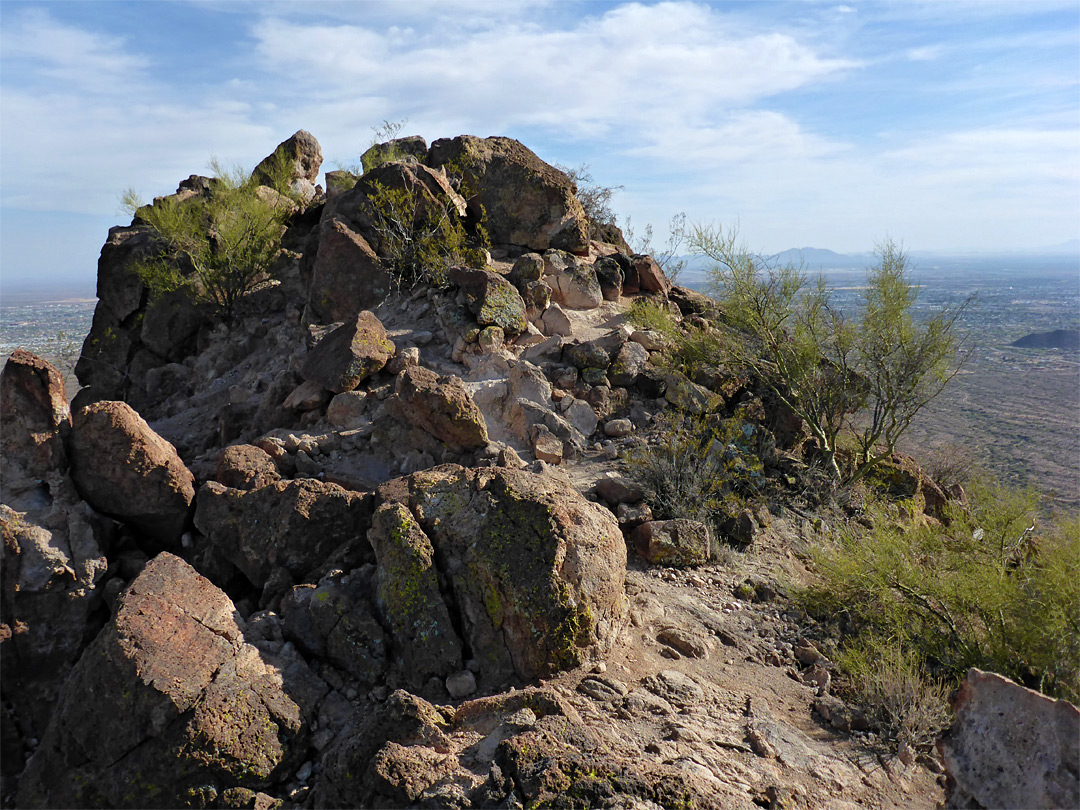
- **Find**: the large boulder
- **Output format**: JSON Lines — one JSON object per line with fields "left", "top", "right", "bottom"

{"left": 305, "top": 217, "right": 389, "bottom": 323}
{"left": 69, "top": 401, "right": 194, "bottom": 548}
{"left": 368, "top": 502, "right": 463, "bottom": 688}
{"left": 253, "top": 129, "right": 323, "bottom": 187}
{"left": 450, "top": 266, "right": 529, "bottom": 335}
{"left": 301, "top": 311, "right": 395, "bottom": 393}
{"left": 376, "top": 465, "right": 627, "bottom": 682}
{"left": 1, "top": 491, "right": 108, "bottom": 738}
{"left": 1, "top": 351, "right": 70, "bottom": 504}
{"left": 194, "top": 478, "right": 373, "bottom": 589}
{"left": 428, "top": 136, "right": 589, "bottom": 253}
{"left": 631, "top": 254, "right": 673, "bottom": 296}
{"left": 17, "top": 553, "right": 313, "bottom": 809}
{"left": 938, "top": 668, "right": 1079, "bottom": 810}
{"left": 388, "top": 366, "right": 489, "bottom": 450}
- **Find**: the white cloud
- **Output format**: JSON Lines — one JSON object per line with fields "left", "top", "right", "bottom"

{"left": 0, "top": 8, "right": 150, "bottom": 92}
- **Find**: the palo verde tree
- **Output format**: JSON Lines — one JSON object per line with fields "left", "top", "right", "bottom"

{"left": 692, "top": 224, "right": 967, "bottom": 484}
{"left": 120, "top": 149, "right": 299, "bottom": 321}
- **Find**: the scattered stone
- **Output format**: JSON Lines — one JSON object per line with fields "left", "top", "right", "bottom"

{"left": 657, "top": 627, "right": 710, "bottom": 659}
{"left": 603, "top": 418, "right": 634, "bottom": 438}
{"left": 445, "top": 670, "right": 478, "bottom": 699}
{"left": 215, "top": 444, "right": 281, "bottom": 490}
{"left": 594, "top": 475, "right": 644, "bottom": 505}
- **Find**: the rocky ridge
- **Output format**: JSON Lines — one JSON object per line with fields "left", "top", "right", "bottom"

{"left": 3, "top": 131, "right": 1068, "bottom": 809}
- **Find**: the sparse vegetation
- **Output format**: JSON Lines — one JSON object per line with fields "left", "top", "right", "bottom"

{"left": 121, "top": 150, "right": 299, "bottom": 320}
{"left": 557, "top": 163, "right": 622, "bottom": 242}
{"left": 692, "top": 226, "right": 969, "bottom": 485}
{"left": 626, "top": 411, "right": 762, "bottom": 550}
{"left": 801, "top": 475, "right": 1080, "bottom": 708}
{"left": 363, "top": 175, "right": 488, "bottom": 292}
{"left": 623, "top": 212, "right": 687, "bottom": 283}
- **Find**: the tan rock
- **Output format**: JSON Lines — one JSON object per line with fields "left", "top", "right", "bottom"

{"left": 939, "top": 668, "right": 1079, "bottom": 810}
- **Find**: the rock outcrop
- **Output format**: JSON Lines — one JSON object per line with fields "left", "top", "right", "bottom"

{"left": 939, "top": 668, "right": 1079, "bottom": 810}
{"left": 18, "top": 553, "right": 314, "bottom": 808}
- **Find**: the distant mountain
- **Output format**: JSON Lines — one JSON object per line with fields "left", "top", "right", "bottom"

{"left": 770, "top": 248, "right": 870, "bottom": 270}
{"left": 1010, "top": 329, "right": 1080, "bottom": 350}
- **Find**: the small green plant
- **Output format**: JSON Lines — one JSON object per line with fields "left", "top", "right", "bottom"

{"left": 800, "top": 475, "right": 1080, "bottom": 704}
{"left": 363, "top": 174, "right": 488, "bottom": 292}
{"left": 627, "top": 411, "right": 762, "bottom": 546}
{"left": 839, "top": 637, "right": 951, "bottom": 752}
{"left": 626, "top": 297, "right": 678, "bottom": 336}
{"left": 623, "top": 212, "right": 687, "bottom": 283}
{"left": 121, "top": 149, "right": 299, "bottom": 321}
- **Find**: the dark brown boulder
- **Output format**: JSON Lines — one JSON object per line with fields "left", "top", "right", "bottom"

{"left": 305, "top": 217, "right": 390, "bottom": 323}
{"left": 301, "top": 311, "right": 395, "bottom": 394}
{"left": 17, "top": 553, "right": 310, "bottom": 809}
{"left": 215, "top": 444, "right": 281, "bottom": 490}
{"left": 388, "top": 366, "right": 489, "bottom": 450}
{"left": 428, "top": 136, "right": 589, "bottom": 253}
{"left": 630, "top": 254, "right": 672, "bottom": 296}
{"left": 69, "top": 401, "right": 194, "bottom": 547}
{"left": 1, "top": 351, "right": 70, "bottom": 502}
{"left": 631, "top": 519, "right": 711, "bottom": 567}
{"left": 253, "top": 129, "right": 323, "bottom": 186}
{"left": 193, "top": 478, "right": 373, "bottom": 588}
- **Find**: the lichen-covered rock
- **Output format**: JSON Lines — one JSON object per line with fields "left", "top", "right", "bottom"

{"left": 17, "top": 553, "right": 309, "bottom": 809}
{"left": 508, "top": 252, "right": 545, "bottom": 287}
{"left": 546, "top": 261, "right": 603, "bottom": 310}
{"left": 609, "top": 340, "right": 650, "bottom": 388}
{"left": 360, "top": 135, "right": 429, "bottom": 172}
{"left": 428, "top": 136, "right": 589, "bottom": 253}
{"left": 450, "top": 266, "right": 529, "bottom": 336}
{"left": 939, "top": 668, "right": 1079, "bottom": 810}
{"left": 664, "top": 371, "right": 723, "bottom": 415}
{"left": 194, "top": 478, "right": 373, "bottom": 588}
{"left": 377, "top": 465, "right": 627, "bottom": 682}
{"left": 1, "top": 350, "right": 70, "bottom": 504}
{"left": 594, "top": 256, "right": 624, "bottom": 301}
{"left": 388, "top": 365, "right": 489, "bottom": 450}
{"left": 253, "top": 129, "right": 323, "bottom": 186}
{"left": 631, "top": 519, "right": 711, "bottom": 567}
{"left": 69, "top": 400, "right": 195, "bottom": 547}
{"left": 565, "top": 340, "right": 611, "bottom": 371}
{"left": 368, "top": 502, "right": 463, "bottom": 687}
{"left": 215, "top": 444, "right": 281, "bottom": 490}
{"left": 301, "top": 311, "right": 395, "bottom": 394}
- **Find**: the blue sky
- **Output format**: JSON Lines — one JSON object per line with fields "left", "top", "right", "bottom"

{"left": 1, "top": 0, "right": 1078, "bottom": 287}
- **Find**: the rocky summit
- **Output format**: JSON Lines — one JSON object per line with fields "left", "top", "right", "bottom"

{"left": 2, "top": 131, "right": 1068, "bottom": 809}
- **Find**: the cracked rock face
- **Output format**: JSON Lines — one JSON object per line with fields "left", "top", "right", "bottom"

{"left": 17, "top": 553, "right": 309, "bottom": 809}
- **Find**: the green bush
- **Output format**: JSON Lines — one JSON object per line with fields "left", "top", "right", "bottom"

{"left": 626, "top": 411, "right": 762, "bottom": 546}
{"left": 626, "top": 297, "right": 678, "bottom": 336}
{"left": 363, "top": 177, "right": 488, "bottom": 292}
{"left": 121, "top": 151, "right": 299, "bottom": 320}
{"left": 691, "top": 226, "right": 969, "bottom": 484}
{"left": 839, "top": 637, "right": 951, "bottom": 752}
{"left": 800, "top": 476, "right": 1080, "bottom": 704}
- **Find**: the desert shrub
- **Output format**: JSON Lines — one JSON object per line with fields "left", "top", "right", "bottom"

{"left": 664, "top": 322, "right": 727, "bottom": 381}
{"left": 919, "top": 442, "right": 977, "bottom": 489}
{"left": 692, "top": 226, "right": 969, "bottom": 485}
{"left": 364, "top": 177, "right": 488, "bottom": 292}
{"left": 121, "top": 150, "right": 299, "bottom": 320}
{"left": 839, "top": 637, "right": 951, "bottom": 752}
{"left": 623, "top": 213, "right": 688, "bottom": 283}
{"left": 800, "top": 475, "right": 1080, "bottom": 705}
{"left": 360, "top": 118, "right": 410, "bottom": 174}
{"left": 626, "top": 297, "right": 678, "bottom": 336}
{"left": 556, "top": 163, "right": 622, "bottom": 241}
{"left": 626, "top": 411, "right": 762, "bottom": 546}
